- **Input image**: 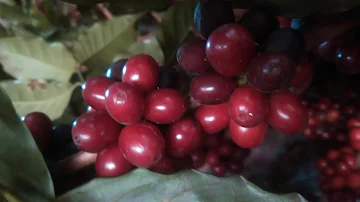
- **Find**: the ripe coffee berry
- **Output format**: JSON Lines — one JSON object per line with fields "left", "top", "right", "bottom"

{"left": 190, "top": 150, "right": 206, "bottom": 169}
{"left": 72, "top": 111, "right": 121, "bottom": 153}
{"left": 211, "top": 162, "right": 227, "bottom": 177}
{"left": 95, "top": 145, "right": 133, "bottom": 177}
{"left": 81, "top": 76, "right": 115, "bottom": 110}
{"left": 149, "top": 156, "right": 176, "bottom": 174}
{"left": 105, "top": 82, "right": 145, "bottom": 125}
{"left": 106, "top": 58, "right": 128, "bottom": 81}
{"left": 118, "top": 122, "right": 165, "bottom": 168}
{"left": 268, "top": 92, "right": 308, "bottom": 135}
{"left": 229, "top": 120, "right": 268, "bottom": 148}
{"left": 22, "top": 112, "right": 53, "bottom": 152}
{"left": 206, "top": 150, "right": 221, "bottom": 166}
{"left": 122, "top": 54, "right": 159, "bottom": 92}
{"left": 176, "top": 40, "right": 211, "bottom": 74}
{"left": 144, "top": 88, "right": 186, "bottom": 124}
{"left": 330, "top": 176, "right": 346, "bottom": 190}
{"left": 166, "top": 118, "right": 203, "bottom": 157}
{"left": 228, "top": 85, "right": 269, "bottom": 127}
{"left": 206, "top": 23, "right": 256, "bottom": 76}
{"left": 217, "top": 141, "right": 233, "bottom": 157}
{"left": 195, "top": 103, "right": 230, "bottom": 134}
{"left": 346, "top": 172, "right": 360, "bottom": 190}
{"left": 289, "top": 58, "right": 313, "bottom": 95}
{"left": 190, "top": 72, "right": 236, "bottom": 105}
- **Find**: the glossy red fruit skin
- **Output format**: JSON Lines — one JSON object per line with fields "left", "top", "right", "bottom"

{"left": 206, "top": 150, "right": 221, "bottom": 166}
{"left": 190, "top": 72, "right": 236, "bottom": 105}
{"left": 217, "top": 141, "right": 233, "bottom": 157}
{"left": 122, "top": 54, "right": 159, "bottom": 92}
{"left": 145, "top": 88, "right": 186, "bottom": 124}
{"left": 347, "top": 118, "right": 360, "bottom": 128}
{"left": 118, "top": 122, "right": 165, "bottom": 168}
{"left": 289, "top": 58, "right": 313, "bottom": 95}
{"left": 327, "top": 109, "right": 340, "bottom": 123}
{"left": 206, "top": 23, "right": 256, "bottom": 77}
{"left": 86, "top": 106, "right": 96, "bottom": 112}
{"left": 335, "top": 161, "right": 352, "bottom": 176}
{"left": 316, "top": 158, "right": 329, "bottom": 171}
{"left": 229, "top": 120, "right": 268, "bottom": 148}
{"left": 72, "top": 111, "right": 122, "bottom": 153}
{"left": 149, "top": 156, "right": 176, "bottom": 174}
{"left": 81, "top": 76, "right": 115, "bottom": 110}
{"left": 228, "top": 85, "right": 270, "bottom": 127}
{"left": 190, "top": 150, "right": 206, "bottom": 169}
{"left": 346, "top": 172, "right": 360, "bottom": 190}
{"left": 106, "top": 58, "right": 128, "bottom": 81}
{"left": 343, "top": 155, "right": 356, "bottom": 169}
{"left": 211, "top": 162, "right": 227, "bottom": 177}
{"left": 23, "top": 112, "right": 52, "bottom": 152}
{"left": 247, "top": 52, "right": 297, "bottom": 93}
{"left": 105, "top": 82, "right": 145, "bottom": 125}
{"left": 268, "top": 92, "right": 308, "bottom": 135}
{"left": 95, "top": 145, "right": 133, "bottom": 177}
{"left": 330, "top": 176, "right": 345, "bottom": 190}
{"left": 327, "top": 150, "right": 340, "bottom": 162}
{"left": 176, "top": 40, "right": 211, "bottom": 74}
{"left": 350, "top": 127, "right": 360, "bottom": 148}
{"left": 195, "top": 103, "right": 230, "bottom": 134}
{"left": 165, "top": 118, "right": 203, "bottom": 157}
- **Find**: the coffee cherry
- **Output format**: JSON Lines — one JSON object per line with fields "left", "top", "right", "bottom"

{"left": 149, "top": 156, "right": 176, "bottom": 174}
{"left": 176, "top": 40, "right": 211, "bottom": 74}
{"left": 349, "top": 127, "right": 360, "bottom": 149}
{"left": 330, "top": 176, "right": 345, "bottom": 190}
{"left": 229, "top": 120, "right": 268, "bottom": 148}
{"left": 247, "top": 52, "right": 297, "bottom": 93}
{"left": 228, "top": 85, "right": 269, "bottom": 127}
{"left": 166, "top": 118, "right": 203, "bottom": 157}
{"left": 81, "top": 76, "right": 115, "bottom": 110}
{"left": 106, "top": 58, "right": 128, "bottom": 81}
{"left": 95, "top": 145, "right": 133, "bottom": 177}
{"left": 195, "top": 103, "right": 230, "bottom": 134}
{"left": 211, "top": 162, "right": 227, "bottom": 177}
{"left": 194, "top": 0, "right": 235, "bottom": 39}
{"left": 327, "top": 109, "right": 340, "bottom": 123}
{"left": 347, "top": 117, "right": 360, "bottom": 128}
{"left": 122, "top": 54, "right": 159, "bottom": 92}
{"left": 346, "top": 172, "right": 360, "bottom": 190}
{"left": 268, "top": 92, "right": 308, "bottom": 135}
{"left": 327, "top": 150, "right": 340, "bottom": 162}
{"left": 335, "top": 161, "right": 352, "bottom": 176}
{"left": 206, "top": 150, "right": 221, "bottom": 166}
{"left": 144, "top": 89, "right": 186, "bottom": 124}
{"left": 289, "top": 58, "right": 313, "bottom": 95}
{"left": 118, "top": 122, "right": 165, "bottom": 168}
{"left": 238, "top": 8, "right": 279, "bottom": 44}
{"left": 190, "top": 72, "right": 236, "bottom": 105}
{"left": 22, "top": 112, "right": 52, "bottom": 152}
{"left": 340, "top": 147, "right": 355, "bottom": 155}
{"left": 191, "top": 150, "right": 206, "bottom": 169}
{"left": 217, "top": 141, "right": 233, "bottom": 157}
{"left": 277, "top": 16, "right": 292, "bottom": 28}
{"left": 325, "top": 167, "right": 335, "bottom": 176}
{"left": 342, "top": 155, "right": 356, "bottom": 169}
{"left": 316, "top": 158, "right": 329, "bottom": 172}
{"left": 72, "top": 111, "right": 121, "bottom": 153}
{"left": 86, "top": 106, "right": 96, "bottom": 112}
{"left": 206, "top": 23, "right": 256, "bottom": 76}
{"left": 105, "top": 82, "right": 145, "bottom": 125}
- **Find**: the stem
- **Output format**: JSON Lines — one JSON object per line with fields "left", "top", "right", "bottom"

{"left": 97, "top": 4, "right": 113, "bottom": 20}
{"left": 58, "top": 152, "right": 97, "bottom": 176}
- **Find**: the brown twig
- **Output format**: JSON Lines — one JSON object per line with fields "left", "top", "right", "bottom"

{"left": 97, "top": 4, "right": 113, "bottom": 20}
{"left": 58, "top": 151, "right": 97, "bottom": 176}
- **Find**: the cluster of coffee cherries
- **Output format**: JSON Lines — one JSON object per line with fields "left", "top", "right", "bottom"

{"left": 317, "top": 147, "right": 360, "bottom": 201}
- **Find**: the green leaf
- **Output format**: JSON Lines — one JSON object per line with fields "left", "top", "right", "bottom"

{"left": 0, "top": 27, "right": 7, "bottom": 38}
{"left": 0, "top": 80, "right": 80, "bottom": 120}
{"left": 0, "top": 3, "right": 33, "bottom": 24}
{"left": 0, "top": 85, "right": 54, "bottom": 201}
{"left": 8, "top": 26, "right": 38, "bottom": 38}
{"left": 57, "top": 169, "right": 307, "bottom": 202}
{"left": 0, "top": 37, "right": 76, "bottom": 82}
{"left": 155, "top": 0, "right": 198, "bottom": 64}
{"left": 73, "top": 13, "right": 145, "bottom": 73}
{"left": 231, "top": 0, "right": 360, "bottom": 17}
